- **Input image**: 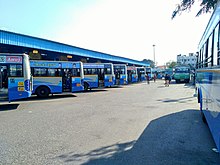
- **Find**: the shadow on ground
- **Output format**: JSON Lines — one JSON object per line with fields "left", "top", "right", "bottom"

{"left": 20, "top": 94, "right": 77, "bottom": 102}
{"left": 107, "top": 85, "right": 124, "bottom": 89}
{"left": 157, "top": 96, "right": 195, "bottom": 103}
{"left": 157, "top": 81, "right": 195, "bottom": 90}
{"left": 0, "top": 104, "right": 19, "bottom": 111}
{"left": 56, "top": 110, "right": 220, "bottom": 165}
{"left": 79, "top": 89, "right": 108, "bottom": 93}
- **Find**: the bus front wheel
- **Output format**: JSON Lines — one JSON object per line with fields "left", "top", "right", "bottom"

{"left": 199, "top": 97, "right": 207, "bottom": 124}
{"left": 36, "top": 86, "right": 50, "bottom": 98}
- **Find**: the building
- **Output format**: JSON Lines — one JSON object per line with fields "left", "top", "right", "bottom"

{"left": 177, "top": 53, "right": 197, "bottom": 68}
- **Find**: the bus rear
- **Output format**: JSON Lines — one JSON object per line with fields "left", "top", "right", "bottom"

{"left": 0, "top": 53, "right": 32, "bottom": 102}
{"left": 127, "top": 66, "right": 138, "bottom": 83}
{"left": 173, "top": 66, "right": 190, "bottom": 83}
{"left": 137, "top": 67, "right": 146, "bottom": 82}
{"left": 146, "top": 67, "right": 152, "bottom": 80}
{"left": 113, "top": 64, "right": 128, "bottom": 85}
{"left": 83, "top": 63, "right": 114, "bottom": 90}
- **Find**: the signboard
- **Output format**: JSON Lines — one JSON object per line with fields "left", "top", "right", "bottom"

{"left": 30, "top": 61, "right": 61, "bottom": 68}
{"left": 0, "top": 56, "right": 22, "bottom": 63}
{"left": 83, "top": 64, "right": 104, "bottom": 68}
{"left": 127, "top": 66, "right": 136, "bottom": 70}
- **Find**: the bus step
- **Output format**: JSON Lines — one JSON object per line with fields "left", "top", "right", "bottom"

{"left": 99, "top": 80, "right": 104, "bottom": 87}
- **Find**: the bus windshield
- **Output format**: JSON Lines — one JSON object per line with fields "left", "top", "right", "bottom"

{"left": 175, "top": 68, "right": 190, "bottom": 73}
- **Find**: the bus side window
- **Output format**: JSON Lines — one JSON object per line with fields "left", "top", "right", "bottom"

{"left": 55, "top": 69, "right": 60, "bottom": 76}
{"left": 83, "top": 69, "right": 87, "bottom": 75}
{"left": 77, "top": 69, "right": 80, "bottom": 77}
{"left": 48, "top": 69, "right": 56, "bottom": 77}
{"left": 10, "top": 65, "right": 16, "bottom": 76}
{"left": 92, "top": 69, "right": 96, "bottom": 75}
{"left": 16, "top": 65, "right": 22, "bottom": 77}
{"left": 88, "top": 69, "right": 92, "bottom": 75}
{"left": 72, "top": 69, "right": 80, "bottom": 77}
{"left": 34, "top": 68, "right": 47, "bottom": 77}
{"left": 121, "top": 69, "right": 125, "bottom": 74}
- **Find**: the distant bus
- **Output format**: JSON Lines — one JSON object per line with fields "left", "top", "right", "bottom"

{"left": 165, "top": 68, "right": 174, "bottom": 79}
{"left": 196, "top": 1, "right": 220, "bottom": 152}
{"left": 146, "top": 67, "right": 152, "bottom": 79}
{"left": 30, "top": 60, "right": 84, "bottom": 97}
{"left": 113, "top": 64, "right": 128, "bottom": 85}
{"left": 83, "top": 63, "right": 114, "bottom": 90}
{"left": 137, "top": 67, "right": 146, "bottom": 82}
{"left": 0, "top": 53, "right": 32, "bottom": 101}
{"left": 127, "top": 66, "right": 138, "bottom": 83}
{"left": 173, "top": 66, "right": 190, "bottom": 83}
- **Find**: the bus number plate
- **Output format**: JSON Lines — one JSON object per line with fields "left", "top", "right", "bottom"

{"left": 18, "top": 87, "right": 24, "bottom": 91}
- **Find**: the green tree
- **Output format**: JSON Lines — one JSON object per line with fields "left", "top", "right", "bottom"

{"left": 142, "top": 59, "right": 155, "bottom": 68}
{"left": 172, "top": 0, "right": 218, "bottom": 19}
{"left": 166, "top": 61, "right": 177, "bottom": 68}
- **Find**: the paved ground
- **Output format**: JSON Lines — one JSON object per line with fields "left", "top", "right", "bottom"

{"left": 0, "top": 80, "right": 219, "bottom": 165}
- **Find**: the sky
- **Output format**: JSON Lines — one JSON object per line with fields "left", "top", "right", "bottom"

{"left": 0, "top": 0, "right": 212, "bottom": 65}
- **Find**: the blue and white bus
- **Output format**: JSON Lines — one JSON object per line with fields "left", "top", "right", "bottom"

{"left": 137, "top": 67, "right": 146, "bottom": 82}
{"left": 0, "top": 53, "right": 32, "bottom": 102}
{"left": 113, "top": 64, "right": 128, "bottom": 85}
{"left": 196, "top": 1, "right": 220, "bottom": 152}
{"left": 30, "top": 60, "right": 84, "bottom": 97}
{"left": 127, "top": 66, "right": 138, "bottom": 83}
{"left": 83, "top": 63, "right": 114, "bottom": 90}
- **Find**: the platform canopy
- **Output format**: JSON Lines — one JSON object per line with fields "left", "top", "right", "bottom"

{"left": 0, "top": 30, "right": 150, "bottom": 67}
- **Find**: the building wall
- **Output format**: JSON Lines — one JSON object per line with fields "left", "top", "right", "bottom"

{"left": 177, "top": 53, "right": 197, "bottom": 68}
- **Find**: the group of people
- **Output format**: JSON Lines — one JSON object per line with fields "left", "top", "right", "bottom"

{"left": 145, "top": 74, "right": 156, "bottom": 84}
{"left": 145, "top": 73, "right": 171, "bottom": 87}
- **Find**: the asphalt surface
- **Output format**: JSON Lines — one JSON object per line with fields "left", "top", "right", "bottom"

{"left": 0, "top": 80, "right": 219, "bottom": 165}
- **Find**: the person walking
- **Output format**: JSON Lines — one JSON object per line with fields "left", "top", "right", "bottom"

{"left": 153, "top": 74, "right": 157, "bottom": 82}
{"left": 146, "top": 74, "right": 150, "bottom": 84}
{"left": 164, "top": 74, "right": 170, "bottom": 87}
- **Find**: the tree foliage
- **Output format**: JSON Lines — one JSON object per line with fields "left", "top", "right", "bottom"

{"left": 166, "top": 61, "right": 177, "bottom": 68}
{"left": 142, "top": 59, "right": 155, "bottom": 68}
{"left": 172, "top": 0, "right": 218, "bottom": 19}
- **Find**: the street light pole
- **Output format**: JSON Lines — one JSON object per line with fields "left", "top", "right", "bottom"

{"left": 153, "top": 44, "right": 156, "bottom": 67}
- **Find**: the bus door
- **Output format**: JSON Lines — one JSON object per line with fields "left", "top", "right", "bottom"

{"left": 137, "top": 71, "right": 141, "bottom": 82}
{"left": 98, "top": 68, "right": 104, "bottom": 87}
{"left": 62, "top": 69, "right": 72, "bottom": 92}
{"left": 0, "top": 65, "right": 8, "bottom": 100}
{"left": 115, "top": 69, "right": 120, "bottom": 85}
{"left": 127, "top": 70, "right": 132, "bottom": 83}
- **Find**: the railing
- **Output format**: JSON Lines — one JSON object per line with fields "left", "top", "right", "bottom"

{"left": 196, "top": 56, "right": 213, "bottom": 69}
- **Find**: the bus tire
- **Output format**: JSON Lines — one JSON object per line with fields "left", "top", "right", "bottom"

{"left": 84, "top": 82, "right": 89, "bottom": 91}
{"left": 199, "top": 96, "right": 207, "bottom": 124}
{"left": 36, "top": 86, "right": 50, "bottom": 98}
{"left": 197, "top": 91, "right": 200, "bottom": 103}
